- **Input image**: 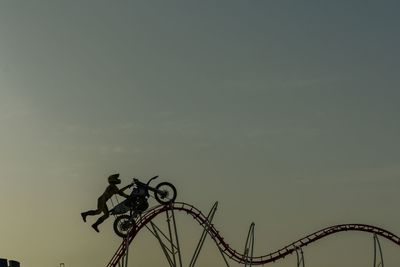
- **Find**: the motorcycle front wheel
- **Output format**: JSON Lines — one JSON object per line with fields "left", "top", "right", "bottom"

{"left": 154, "top": 182, "right": 177, "bottom": 204}
{"left": 113, "top": 214, "right": 135, "bottom": 238}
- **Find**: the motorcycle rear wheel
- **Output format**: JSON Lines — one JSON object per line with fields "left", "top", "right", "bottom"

{"left": 113, "top": 214, "right": 135, "bottom": 238}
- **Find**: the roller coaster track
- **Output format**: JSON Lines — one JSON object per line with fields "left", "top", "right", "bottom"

{"left": 107, "top": 202, "right": 400, "bottom": 266}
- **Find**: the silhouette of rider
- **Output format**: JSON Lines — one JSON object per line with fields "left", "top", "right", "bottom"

{"left": 81, "top": 174, "right": 132, "bottom": 232}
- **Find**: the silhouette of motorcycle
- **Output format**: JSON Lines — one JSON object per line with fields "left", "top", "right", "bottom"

{"left": 110, "top": 175, "right": 177, "bottom": 237}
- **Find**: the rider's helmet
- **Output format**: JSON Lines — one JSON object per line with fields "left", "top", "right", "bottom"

{"left": 108, "top": 173, "right": 121, "bottom": 184}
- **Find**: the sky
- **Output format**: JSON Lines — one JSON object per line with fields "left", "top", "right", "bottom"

{"left": 0, "top": 1, "right": 399, "bottom": 267}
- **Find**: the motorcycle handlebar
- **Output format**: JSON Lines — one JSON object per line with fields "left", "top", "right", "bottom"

{"left": 132, "top": 175, "right": 159, "bottom": 186}
{"left": 147, "top": 175, "right": 159, "bottom": 186}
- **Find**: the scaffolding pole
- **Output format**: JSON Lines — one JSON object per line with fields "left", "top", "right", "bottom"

{"left": 373, "top": 234, "right": 384, "bottom": 267}
{"left": 243, "top": 223, "right": 255, "bottom": 267}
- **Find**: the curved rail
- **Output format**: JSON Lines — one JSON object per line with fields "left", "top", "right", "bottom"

{"left": 107, "top": 202, "right": 400, "bottom": 266}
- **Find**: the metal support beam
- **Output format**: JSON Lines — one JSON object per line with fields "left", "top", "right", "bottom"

{"left": 171, "top": 209, "right": 183, "bottom": 267}
{"left": 117, "top": 235, "right": 130, "bottom": 267}
{"left": 373, "top": 234, "right": 384, "bottom": 267}
{"left": 295, "top": 247, "right": 305, "bottom": 267}
{"left": 243, "top": 223, "right": 255, "bottom": 267}
{"left": 215, "top": 243, "right": 231, "bottom": 267}
{"left": 165, "top": 209, "right": 178, "bottom": 266}
{"left": 149, "top": 222, "right": 175, "bottom": 267}
{"left": 143, "top": 208, "right": 183, "bottom": 267}
{"left": 188, "top": 201, "right": 230, "bottom": 267}
{"left": 189, "top": 202, "right": 218, "bottom": 267}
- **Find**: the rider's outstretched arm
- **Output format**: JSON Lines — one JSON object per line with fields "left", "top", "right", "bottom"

{"left": 117, "top": 183, "right": 133, "bottom": 198}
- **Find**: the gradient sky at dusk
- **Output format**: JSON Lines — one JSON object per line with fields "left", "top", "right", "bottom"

{"left": 0, "top": 1, "right": 399, "bottom": 267}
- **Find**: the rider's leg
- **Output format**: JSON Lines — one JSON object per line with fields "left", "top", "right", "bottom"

{"left": 81, "top": 197, "right": 103, "bottom": 222}
{"left": 91, "top": 202, "right": 109, "bottom": 232}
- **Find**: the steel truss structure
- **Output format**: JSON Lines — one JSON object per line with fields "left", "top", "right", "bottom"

{"left": 106, "top": 202, "right": 400, "bottom": 267}
{"left": 374, "top": 234, "right": 384, "bottom": 267}
{"left": 294, "top": 247, "right": 304, "bottom": 267}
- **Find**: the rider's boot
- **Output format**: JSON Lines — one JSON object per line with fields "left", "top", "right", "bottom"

{"left": 91, "top": 223, "right": 100, "bottom": 233}
{"left": 81, "top": 212, "right": 87, "bottom": 223}
{"left": 91, "top": 214, "right": 107, "bottom": 233}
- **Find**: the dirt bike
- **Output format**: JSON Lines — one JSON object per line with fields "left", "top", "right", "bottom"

{"left": 110, "top": 175, "right": 177, "bottom": 237}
